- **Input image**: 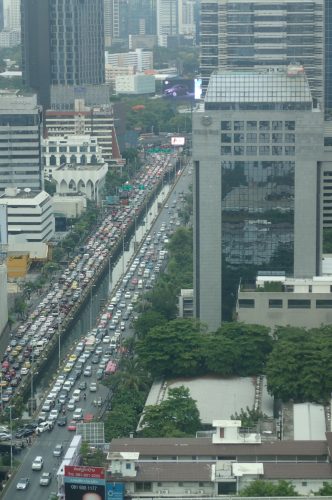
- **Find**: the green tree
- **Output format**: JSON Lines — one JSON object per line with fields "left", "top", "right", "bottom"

{"left": 231, "top": 407, "right": 266, "bottom": 428}
{"left": 137, "top": 318, "right": 205, "bottom": 379}
{"left": 81, "top": 441, "right": 105, "bottom": 467}
{"left": 134, "top": 310, "right": 167, "bottom": 339}
{"left": 240, "top": 480, "right": 298, "bottom": 497}
{"left": 205, "top": 323, "right": 272, "bottom": 376}
{"left": 44, "top": 179, "right": 57, "bottom": 195}
{"left": 316, "top": 482, "right": 332, "bottom": 496}
{"left": 266, "top": 326, "right": 332, "bottom": 402}
{"left": 140, "top": 386, "right": 201, "bottom": 437}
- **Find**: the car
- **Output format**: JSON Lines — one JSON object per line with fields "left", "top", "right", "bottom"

{"left": 48, "top": 409, "right": 58, "bottom": 421}
{"left": 96, "top": 369, "right": 103, "bottom": 380}
{"left": 57, "top": 416, "right": 67, "bottom": 427}
{"left": 67, "top": 398, "right": 76, "bottom": 411}
{"left": 78, "top": 381, "right": 87, "bottom": 390}
{"left": 73, "top": 408, "right": 83, "bottom": 421}
{"left": 32, "top": 456, "right": 44, "bottom": 470}
{"left": 16, "top": 478, "right": 30, "bottom": 490}
{"left": 83, "top": 366, "right": 92, "bottom": 376}
{"left": 89, "top": 382, "right": 97, "bottom": 392}
{"left": 67, "top": 420, "right": 77, "bottom": 431}
{"left": 36, "top": 421, "right": 53, "bottom": 434}
{"left": 91, "top": 354, "right": 100, "bottom": 364}
{"left": 40, "top": 472, "right": 52, "bottom": 486}
{"left": 0, "top": 432, "right": 11, "bottom": 440}
{"left": 164, "top": 83, "right": 191, "bottom": 97}
{"left": 53, "top": 443, "right": 63, "bottom": 457}
{"left": 41, "top": 402, "right": 51, "bottom": 412}
{"left": 72, "top": 389, "right": 81, "bottom": 402}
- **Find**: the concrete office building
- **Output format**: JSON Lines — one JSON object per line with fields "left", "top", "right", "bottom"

{"left": 0, "top": 189, "right": 54, "bottom": 259}
{"left": 21, "top": 0, "right": 105, "bottom": 110}
{"left": 105, "top": 49, "right": 153, "bottom": 72}
{"left": 237, "top": 273, "right": 332, "bottom": 329}
{"left": 0, "top": 94, "right": 43, "bottom": 192}
{"left": 51, "top": 163, "right": 108, "bottom": 203}
{"left": 115, "top": 74, "right": 155, "bottom": 95}
{"left": 45, "top": 99, "right": 121, "bottom": 167}
{"left": 200, "top": 0, "right": 324, "bottom": 103}
{"left": 193, "top": 66, "right": 324, "bottom": 331}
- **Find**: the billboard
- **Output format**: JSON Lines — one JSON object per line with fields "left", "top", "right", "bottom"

{"left": 0, "top": 204, "right": 7, "bottom": 245}
{"left": 194, "top": 78, "right": 202, "bottom": 100}
{"left": 106, "top": 482, "right": 124, "bottom": 500}
{"left": 171, "top": 136, "right": 185, "bottom": 146}
{"left": 64, "top": 481, "right": 105, "bottom": 500}
{"left": 64, "top": 466, "right": 105, "bottom": 500}
{"left": 162, "top": 79, "right": 195, "bottom": 99}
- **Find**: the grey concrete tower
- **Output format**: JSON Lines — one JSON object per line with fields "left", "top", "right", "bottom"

{"left": 21, "top": 0, "right": 105, "bottom": 110}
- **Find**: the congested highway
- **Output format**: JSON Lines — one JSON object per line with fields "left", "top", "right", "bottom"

{"left": 0, "top": 154, "right": 174, "bottom": 409}
{"left": 1, "top": 156, "right": 191, "bottom": 499}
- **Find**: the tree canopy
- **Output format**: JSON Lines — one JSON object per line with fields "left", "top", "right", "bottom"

{"left": 266, "top": 326, "right": 332, "bottom": 403}
{"left": 240, "top": 480, "right": 298, "bottom": 497}
{"left": 140, "top": 386, "right": 201, "bottom": 437}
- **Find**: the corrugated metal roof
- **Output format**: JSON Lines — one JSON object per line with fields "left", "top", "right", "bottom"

{"left": 110, "top": 437, "right": 328, "bottom": 457}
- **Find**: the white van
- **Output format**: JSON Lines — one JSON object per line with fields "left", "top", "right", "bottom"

{"left": 137, "top": 279, "right": 143, "bottom": 290}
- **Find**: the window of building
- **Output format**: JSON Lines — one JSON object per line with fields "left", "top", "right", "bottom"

{"left": 234, "top": 121, "right": 244, "bottom": 130}
{"left": 69, "top": 146, "right": 77, "bottom": 152}
{"left": 135, "top": 482, "right": 152, "bottom": 492}
{"left": 126, "top": 463, "right": 131, "bottom": 470}
{"left": 221, "top": 146, "right": 231, "bottom": 155}
{"left": 285, "top": 146, "right": 295, "bottom": 156}
{"left": 272, "top": 146, "right": 282, "bottom": 155}
{"left": 221, "top": 133, "right": 232, "bottom": 143}
{"left": 247, "top": 121, "right": 257, "bottom": 130}
{"left": 302, "top": 482, "right": 307, "bottom": 486}
{"left": 285, "top": 133, "right": 295, "bottom": 143}
{"left": 49, "top": 146, "right": 57, "bottom": 153}
{"left": 246, "top": 133, "right": 257, "bottom": 142}
{"left": 178, "top": 482, "right": 183, "bottom": 487}
{"left": 285, "top": 121, "right": 295, "bottom": 130}
{"left": 59, "top": 146, "right": 66, "bottom": 152}
{"left": 246, "top": 146, "right": 257, "bottom": 155}
{"left": 288, "top": 299, "right": 311, "bottom": 309}
{"left": 238, "top": 299, "right": 255, "bottom": 308}
{"left": 259, "top": 146, "right": 270, "bottom": 155}
{"left": 259, "top": 133, "right": 270, "bottom": 143}
{"left": 272, "top": 133, "right": 282, "bottom": 143}
{"left": 234, "top": 133, "right": 244, "bottom": 143}
{"left": 234, "top": 146, "right": 244, "bottom": 155}
{"left": 221, "top": 121, "right": 231, "bottom": 130}
{"left": 272, "top": 121, "right": 283, "bottom": 130}
{"left": 259, "top": 121, "right": 270, "bottom": 131}
{"left": 316, "top": 300, "right": 332, "bottom": 308}
{"left": 269, "top": 299, "right": 283, "bottom": 308}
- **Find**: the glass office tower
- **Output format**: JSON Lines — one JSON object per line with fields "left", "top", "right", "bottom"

{"left": 193, "top": 66, "right": 324, "bottom": 330}
{"left": 200, "top": 0, "right": 324, "bottom": 104}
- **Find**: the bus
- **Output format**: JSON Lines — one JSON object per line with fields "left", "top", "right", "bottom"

{"left": 105, "top": 360, "right": 117, "bottom": 375}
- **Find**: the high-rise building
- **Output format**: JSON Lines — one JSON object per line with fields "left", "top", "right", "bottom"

{"left": 3, "top": 0, "right": 20, "bottom": 32}
{"left": 200, "top": 0, "right": 324, "bottom": 104}
{"left": 0, "top": 95, "right": 43, "bottom": 192}
{"left": 104, "top": 0, "right": 129, "bottom": 44}
{"left": 21, "top": 0, "right": 105, "bottom": 110}
{"left": 157, "top": 0, "right": 179, "bottom": 46}
{"left": 128, "top": 0, "right": 157, "bottom": 36}
{"left": 193, "top": 66, "right": 324, "bottom": 330}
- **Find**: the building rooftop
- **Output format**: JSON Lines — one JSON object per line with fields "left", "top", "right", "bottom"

{"left": 0, "top": 94, "right": 39, "bottom": 111}
{"left": 0, "top": 189, "right": 49, "bottom": 202}
{"left": 144, "top": 376, "right": 273, "bottom": 425}
{"left": 110, "top": 437, "right": 328, "bottom": 458}
{"left": 108, "top": 462, "right": 212, "bottom": 483}
{"left": 55, "top": 163, "right": 105, "bottom": 172}
{"left": 293, "top": 404, "right": 326, "bottom": 441}
{"left": 205, "top": 65, "right": 313, "bottom": 105}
